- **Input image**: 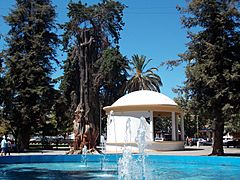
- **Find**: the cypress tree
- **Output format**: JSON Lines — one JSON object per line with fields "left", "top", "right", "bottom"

{"left": 3, "top": 0, "right": 58, "bottom": 151}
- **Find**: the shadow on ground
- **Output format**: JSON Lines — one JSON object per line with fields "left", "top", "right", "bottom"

{"left": 224, "top": 153, "right": 240, "bottom": 157}
{"left": 182, "top": 148, "right": 205, "bottom": 151}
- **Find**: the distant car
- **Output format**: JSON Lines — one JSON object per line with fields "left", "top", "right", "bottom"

{"left": 29, "top": 136, "right": 42, "bottom": 144}
{"left": 155, "top": 137, "right": 164, "bottom": 141}
{"left": 198, "top": 138, "right": 207, "bottom": 144}
{"left": 47, "top": 136, "right": 64, "bottom": 143}
{"left": 189, "top": 138, "right": 207, "bottom": 146}
{"left": 224, "top": 139, "right": 240, "bottom": 148}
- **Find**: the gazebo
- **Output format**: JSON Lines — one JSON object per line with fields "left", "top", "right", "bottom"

{"left": 103, "top": 90, "right": 185, "bottom": 152}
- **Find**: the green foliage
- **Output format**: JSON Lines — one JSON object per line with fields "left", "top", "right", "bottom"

{"left": 178, "top": 0, "right": 240, "bottom": 155}
{"left": 225, "top": 113, "right": 240, "bottom": 133}
{"left": 179, "top": 0, "right": 240, "bottom": 117}
{"left": 174, "top": 95, "right": 209, "bottom": 137}
{"left": 0, "top": 52, "right": 4, "bottom": 106}
{"left": 96, "top": 48, "right": 129, "bottom": 106}
{"left": 2, "top": 0, "right": 59, "bottom": 151}
{"left": 94, "top": 48, "right": 129, "bottom": 134}
{"left": 62, "top": 0, "right": 125, "bottom": 50}
{"left": 174, "top": 96, "right": 196, "bottom": 137}
{"left": 154, "top": 117, "right": 172, "bottom": 134}
{"left": 59, "top": 50, "right": 79, "bottom": 101}
{"left": 125, "top": 54, "right": 162, "bottom": 93}
{"left": 53, "top": 92, "right": 73, "bottom": 135}
{"left": 0, "top": 52, "right": 9, "bottom": 134}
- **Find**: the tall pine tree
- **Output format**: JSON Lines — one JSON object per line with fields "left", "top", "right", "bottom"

{"left": 3, "top": 0, "right": 58, "bottom": 151}
{"left": 178, "top": 0, "right": 240, "bottom": 155}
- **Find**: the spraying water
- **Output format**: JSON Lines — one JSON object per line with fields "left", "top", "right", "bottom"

{"left": 100, "top": 135, "right": 106, "bottom": 170}
{"left": 135, "top": 117, "right": 148, "bottom": 179}
{"left": 118, "top": 118, "right": 133, "bottom": 179}
{"left": 118, "top": 116, "right": 149, "bottom": 180}
{"left": 82, "top": 145, "right": 88, "bottom": 167}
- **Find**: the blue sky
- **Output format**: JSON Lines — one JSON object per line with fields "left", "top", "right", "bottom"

{"left": 0, "top": 0, "right": 188, "bottom": 99}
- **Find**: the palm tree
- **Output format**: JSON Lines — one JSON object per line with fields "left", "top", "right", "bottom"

{"left": 125, "top": 55, "right": 162, "bottom": 93}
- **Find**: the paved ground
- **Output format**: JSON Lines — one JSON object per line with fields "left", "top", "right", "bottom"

{"left": 148, "top": 146, "right": 240, "bottom": 156}
{"left": 6, "top": 145, "right": 240, "bottom": 156}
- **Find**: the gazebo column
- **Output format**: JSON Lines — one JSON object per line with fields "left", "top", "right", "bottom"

{"left": 150, "top": 111, "right": 154, "bottom": 141}
{"left": 171, "top": 112, "right": 177, "bottom": 141}
{"left": 180, "top": 114, "right": 185, "bottom": 141}
{"left": 176, "top": 116, "right": 179, "bottom": 141}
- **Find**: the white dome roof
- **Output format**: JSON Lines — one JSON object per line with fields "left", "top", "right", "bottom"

{"left": 103, "top": 90, "right": 180, "bottom": 113}
{"left": 113, "top": 90, "right": 177, "bottom": 106}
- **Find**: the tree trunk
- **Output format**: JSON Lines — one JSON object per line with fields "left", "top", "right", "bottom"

{"left": 17, "top": 124, "right": 31, "bottom": 152}
{"left": 211, "top": 117, "right": 224, "bottom": 156}
{"left": 72, "top": 30, "right": 99, "bottom": 152}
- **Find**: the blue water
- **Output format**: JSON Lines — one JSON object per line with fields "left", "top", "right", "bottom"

{"left": 0, "top": 155, "right": 240, "bottom": 179}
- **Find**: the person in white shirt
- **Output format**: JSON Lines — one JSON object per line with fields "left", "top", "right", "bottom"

{"left": 1, "top": 136, "right": 7, "bottom": 156}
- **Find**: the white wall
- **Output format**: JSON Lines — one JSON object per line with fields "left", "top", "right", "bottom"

{"left": 107, "top": 111, "right": 151, "bottom": 143}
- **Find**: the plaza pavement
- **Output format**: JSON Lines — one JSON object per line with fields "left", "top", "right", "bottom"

{"left": 7, "top": 145, "right": 240, "bottom": 156}
{"left": 148, "top": 145, "right": 240, "bottom": 156}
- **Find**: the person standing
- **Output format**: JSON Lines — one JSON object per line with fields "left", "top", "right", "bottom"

{"left": 1, "top": 136, "right": 7, "bottom": 156}
{"left": 6, "top": 138, "right": 12, "bottom": 155}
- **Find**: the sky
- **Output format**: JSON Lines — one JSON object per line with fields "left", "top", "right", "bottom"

{"left": 0, "top": 0, "right": 188, "bottom": 99}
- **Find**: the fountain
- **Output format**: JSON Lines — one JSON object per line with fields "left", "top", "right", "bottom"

{"left": 118, "top": 116, "right": 149, "bottom": 179}
{"left": 135, "top": 116, "right": 148, "bottom": 179}
{"left": 118, "top": 118, "right": 133, "bottom": 179}
{"left": 118, "top": 148, "right": 134, "bottom": 180}
{"left": 100, "top": 135, "right": 106, "bottom": 153}
{"left": 1, "top": 117, "right": 239, "bottom": 179}
{"left": 82, "top": 145, "right": 88, "bottom": 166}
{"left": 100, "top": 135, "right": 106, "bottom": 170}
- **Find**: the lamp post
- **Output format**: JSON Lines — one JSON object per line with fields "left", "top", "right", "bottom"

{"left": 196, "top": 115, "right": 199, "bottom": 138}
{"left": 99, "top": 103, "right": 102, "bottom": 138}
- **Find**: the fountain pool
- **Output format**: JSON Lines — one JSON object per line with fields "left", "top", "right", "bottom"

{"left": 0, "top": 154, "right": 240, "bottom": 179}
